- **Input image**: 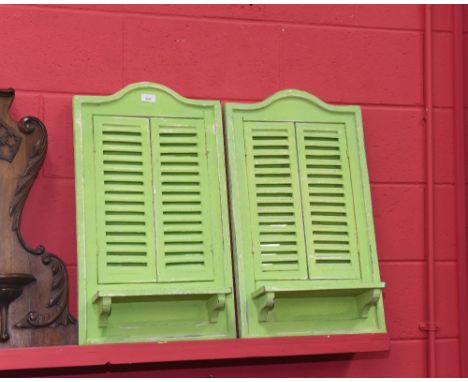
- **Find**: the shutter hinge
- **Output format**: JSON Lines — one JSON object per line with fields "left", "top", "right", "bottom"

{"left": 419, "top": 322, "right": 440, "bottom": 332}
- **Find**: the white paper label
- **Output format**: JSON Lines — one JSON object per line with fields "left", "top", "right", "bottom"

{"left": 141, "top": 93, "right": 156, "bottom": 103}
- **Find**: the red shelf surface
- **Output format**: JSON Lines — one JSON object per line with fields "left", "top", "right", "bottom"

{"left": 0, "top": 334, "right": 389, "bottom": 371}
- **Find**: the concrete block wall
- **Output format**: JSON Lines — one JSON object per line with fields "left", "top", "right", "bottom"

{"left": 0, "top": 4, "right": 462, "bottom": 377}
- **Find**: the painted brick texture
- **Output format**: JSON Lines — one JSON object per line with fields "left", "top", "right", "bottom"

{"left": 0, "top": 4, "right": 461, "bottom": 377}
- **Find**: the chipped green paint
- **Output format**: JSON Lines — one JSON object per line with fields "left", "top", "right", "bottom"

{"left": 224, "top": 89, "right": 386, "bottom": 338}
{"left": 74, "top": 83, "right": 236, "bottom": 345}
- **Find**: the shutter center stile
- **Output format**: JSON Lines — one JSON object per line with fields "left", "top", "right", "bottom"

{"left": 292, "top": 122, "right": 312, "bottom": 280}
{"left": 148, "top": 122, "right": 160, "bottom": 281}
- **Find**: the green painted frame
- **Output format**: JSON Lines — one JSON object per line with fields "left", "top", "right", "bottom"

{"left": 224, "top": 89, "right": 386, "bottom": 338}
{"left": 74, "top": 82, "right": 236, "bottom": 344}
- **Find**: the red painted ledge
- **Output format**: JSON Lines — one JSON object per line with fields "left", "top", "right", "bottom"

{"left": 0, "top": 334, "right": 389, "bottom": 371}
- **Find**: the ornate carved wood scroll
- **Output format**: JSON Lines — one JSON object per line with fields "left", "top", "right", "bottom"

{"left": 0, "top": 88, "right": 77, "bottom": 347}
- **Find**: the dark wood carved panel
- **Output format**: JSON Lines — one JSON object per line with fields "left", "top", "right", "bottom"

{"left": 0, "top": 88, "right": 77, "bottom": 347}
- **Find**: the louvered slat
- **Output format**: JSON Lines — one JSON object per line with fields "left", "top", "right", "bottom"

{"left": 151, "top": 117, "right": 214, "bottom": 282}
{"left": 296, "top": 122, "right": 361, "bottom": 280}
{"left": 244, "top": 122, "right": 308, "bottom": 280}
{"left": 93, "top": 116, "right": 157, "bottom": 284}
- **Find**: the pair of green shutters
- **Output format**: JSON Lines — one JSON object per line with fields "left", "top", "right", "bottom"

{"left": 93, "top": 115, "right": 218, "bottom": 284}
{"left": 74, "top": 83, "right": 386, "bottom": 345}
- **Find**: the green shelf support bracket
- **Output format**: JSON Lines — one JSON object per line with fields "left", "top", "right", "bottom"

{"left": 92, "top": 294, "right": 112, "bottom": 328}
{"left": 207, "top": 294, "right": 227, "bottom": 323}
{"left": 252, "top": 290, "right": 276, "bottom": 323}
{"left": 357, "top": 289, "right": 381, "bottom": 319}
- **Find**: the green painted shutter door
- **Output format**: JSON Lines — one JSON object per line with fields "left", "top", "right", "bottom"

{"left": 295, "top": 122, "right": 361, "bottom": 280}
{"left": 151, "top": 117, "right": 214, "bottom": 282}
{"left": 243, "top": 121, "right": 308, "bottom": 280}
{"left": 93, "top": 116, "right": 157, "bottom": 284}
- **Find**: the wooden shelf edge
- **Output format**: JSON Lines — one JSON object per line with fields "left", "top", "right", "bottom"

{"left": 0, "top": 333, "right": 390, "bottom": 371}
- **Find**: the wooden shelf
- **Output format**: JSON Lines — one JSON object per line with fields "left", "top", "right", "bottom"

{"left": 0, "top": 334, "right": 390, "bottom": 371}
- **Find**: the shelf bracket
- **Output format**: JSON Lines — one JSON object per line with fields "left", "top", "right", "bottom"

{"left": 207, "top": 294, "right": 226, "bottom": 323}
{"left": 93, "top": 294, "right": 112, "bottom": 328}
{"left": 253, "top": 291, "right": 276, "bottom": 323}
{"left": 357, "top": 289, "right": 381, "bottom": 319}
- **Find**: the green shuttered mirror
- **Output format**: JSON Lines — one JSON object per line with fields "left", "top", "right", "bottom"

{"left": 224, "top": 90, "right": 386, "bottom": 338}
{"left": 74, "top": 83, "right": 236, "bottom": 344}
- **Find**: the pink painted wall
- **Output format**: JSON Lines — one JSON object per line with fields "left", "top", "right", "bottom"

{"left": 0, "top": 4, "right": 464, "bottom": 377}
